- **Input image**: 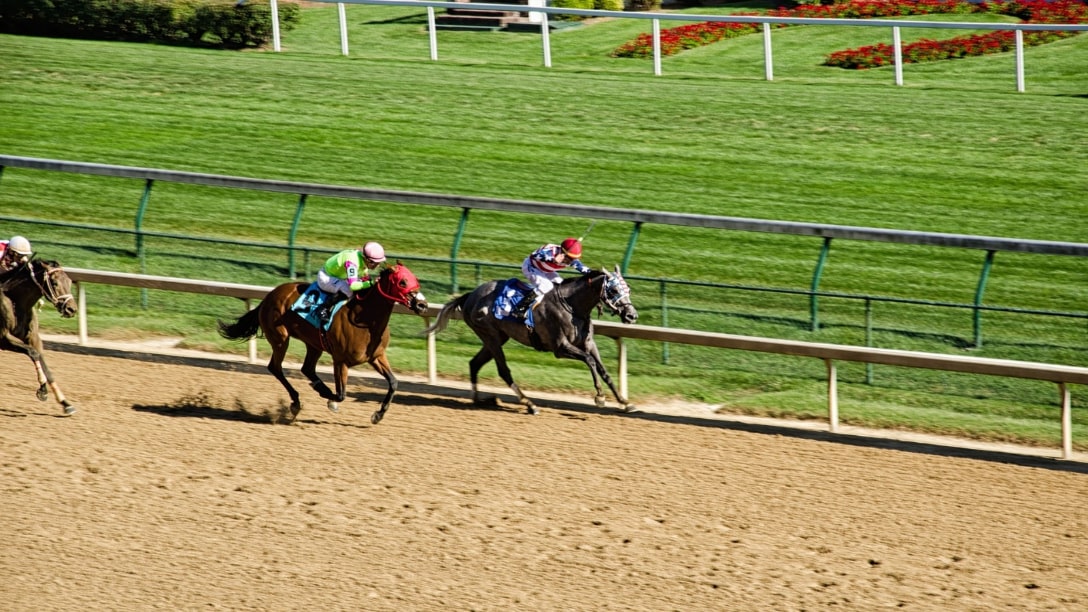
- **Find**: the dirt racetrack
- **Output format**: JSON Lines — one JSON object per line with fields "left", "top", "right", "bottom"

{"left": 3, "top": 346, "right": 1088, "bottom": 611}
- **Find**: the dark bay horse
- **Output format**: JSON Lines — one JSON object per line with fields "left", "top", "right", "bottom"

{"left": 0, "top": 259, "right": 79, "bottom": 415}
{"left": 217, "top": 263, "right": 428, "bottom": 425}
{"left": 423, "top": 266, "right": 638, "bottom": 414}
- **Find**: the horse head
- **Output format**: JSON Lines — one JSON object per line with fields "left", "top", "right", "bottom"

{"left": 601, "top": 265, "right": 638, "bottom": 325}
{"left": 34, "top": 260, "right": 78, "bottom": 318}
{"left": 376, "top": 261, "right": 428, "bottom": 315}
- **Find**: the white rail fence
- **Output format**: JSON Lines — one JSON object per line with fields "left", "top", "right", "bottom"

{"left": 64, "top": 268, "right": 1088, "bottom": 458}
{"left": 274, "top": 0, "right": 1088, "bottom": 92}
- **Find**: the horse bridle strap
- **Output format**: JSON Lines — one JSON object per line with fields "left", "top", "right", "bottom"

{"left": 374, "top": 270, "right": 418, "bottom": 307}
{"left": 34, "top": 266, "right": 75, "bottom": 310}
{"left": 600, "top": 275, "right": 630, "bottom": 315}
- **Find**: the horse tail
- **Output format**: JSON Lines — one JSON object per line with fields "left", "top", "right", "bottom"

{"left": 217, "top": 305, "right": 262, "bottom": 341}
{"left": 420, "top": 293, "right": 469, "bottom": 336}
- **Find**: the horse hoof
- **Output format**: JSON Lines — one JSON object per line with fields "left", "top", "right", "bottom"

{"left": 327, "top": 401, "right": 339, "bottom": 413}
{"left": 62, "top": 405, "right": 77, "bottom": 416}
{"left": 526, "top": 405, "right": 539, "bottom": 415}
{"left": 594, "top": 396, "right": 607, "bottom": 408}
{"left": 371, "top": 410, "right": 384, "bottom": 425}
{"left": 279, "top": 402, "right": 301, "bottom": 425}
{"left": 621, "top": 404, "right": 637, "bottom": 413}
{"left": 36, "top": 386, "right": 48, "bottom": 402}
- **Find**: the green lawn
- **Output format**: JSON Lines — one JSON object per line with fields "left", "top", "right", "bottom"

{"left": 1, "top": 3, "right": 1086, "bottom": 448}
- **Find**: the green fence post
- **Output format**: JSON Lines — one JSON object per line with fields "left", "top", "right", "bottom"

{"left": 450, "top": 208, "right": 470, "bottom": 294}
{"left": 134, "top": 179, "right": 154, "bottom": 308}
{"left": 621, "top": 221, "right": 642, "bottom": 274}
{"left": 288, "top": 194, "right": 308, "bottom": 280}
{"left": 810, "top": 237, "right": 832, "bottom": 331}
{"left": 974, "top": 250, "right": 996, "bottom": 349}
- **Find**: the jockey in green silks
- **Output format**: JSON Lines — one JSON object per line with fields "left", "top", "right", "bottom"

{"left": 317, "top": 242, "right": 387, "bottom": 298}
{"left": 311, "top": 242, "right": 387, "bottom": 326}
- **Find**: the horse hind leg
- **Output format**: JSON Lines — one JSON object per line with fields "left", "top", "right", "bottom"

{"left": 265, "top": 342, "right": 302, "bottom": 424}
{"left": 487, "top": 347, "right": 537, "bottom": 415}
{"left": 300, "top": 344, "right": 337, "bottom": 408}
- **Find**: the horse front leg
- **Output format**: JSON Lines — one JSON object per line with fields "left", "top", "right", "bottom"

{"left": 366, "top": 355, "right": 398, "bottom": 425}
{"left": 556, "top": 339, "right": 634, "bottom": 412}
{"left": 328, "top": 361, "right": 351, "bottom": 415}
{"left": 3, "top": 332, "right": 75, "bottom": 415}
{"left": 32, "top": 357, "right": 76, "bottom": 416}
{"left": 584, "top": 340, "right": 634, "bottom": 412}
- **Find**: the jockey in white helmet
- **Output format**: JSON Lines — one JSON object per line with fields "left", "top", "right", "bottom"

{"left": 0, "top": 235, "right": 32, "bottom": 272}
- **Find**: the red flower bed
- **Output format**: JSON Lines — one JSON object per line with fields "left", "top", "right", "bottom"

{"left": 610, "top": 0, "right": 1088, "bottom": 69}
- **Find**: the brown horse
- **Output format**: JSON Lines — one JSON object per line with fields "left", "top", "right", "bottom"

{"left": 0, "top": 258, "right": 79, "bottom": 415}
{"left": 218, "top": 262, "right": 427, "bottom": 425}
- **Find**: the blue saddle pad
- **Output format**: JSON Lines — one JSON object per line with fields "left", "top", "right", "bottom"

{"left": 291, "top": 282, "right": 348, "bottom": 332}
{"left": 494, "top": 279, "right": 534, "bottom": 327}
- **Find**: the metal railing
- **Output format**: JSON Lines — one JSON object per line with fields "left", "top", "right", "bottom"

{"left": 279, "top": 0, "right": 1088, "bottom": 91}
{"left": 63, "top": 267, "right": 1088, "bottom": 458}
{"left": 3, "top": 154, "right": 1086, "bottom": 354}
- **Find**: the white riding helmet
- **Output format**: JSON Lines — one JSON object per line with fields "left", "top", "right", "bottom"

{"left": 8, "top": 235, "right": 32, "bottom": 256}
{"left": 362, "top": 241, "right": 386, "bottom": 264}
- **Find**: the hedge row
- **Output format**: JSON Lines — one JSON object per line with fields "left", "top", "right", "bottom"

{"left": 0, "top": 0, "right": 300, "bottom": 49}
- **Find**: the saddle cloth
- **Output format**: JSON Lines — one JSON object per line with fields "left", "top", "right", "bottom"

{"left": 291, "top": 282, "right": 348, "bottom": 332}
{"left": 494, "top": 279, "right": 535, "bottom": 328}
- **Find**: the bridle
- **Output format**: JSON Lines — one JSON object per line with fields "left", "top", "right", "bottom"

{"left": 7, "top": 260, "right": 76, "bottom": 312}
{"left": 600, "top": 272, "right": 632, "bottom": 316}
{"left": 374, "top": 265, "right": 421, "bottom": 308}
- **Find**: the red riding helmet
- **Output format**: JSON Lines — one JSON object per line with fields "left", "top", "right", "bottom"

{"left": 561, "top": 237, "right": 582, "bottom": 258}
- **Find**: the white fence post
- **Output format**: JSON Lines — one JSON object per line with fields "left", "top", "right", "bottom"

{"left": 615, "top": 337, "right": 628, "bottom": 401}
{"left": 1015, "top": 29, "right": 1025, "bottom": 93}
{"left": 762, "top": 23, "right": 773, "bottom": 81}
{"left": 427, "top": 7, "right": 438, "bottom": 61}
{"left": 893, "top": 26, "right": 903, "bottom": 86}
{"left": 652, "top": 19, "right": 661, "bottom": 77}
{"left": 77, "top": 282, "right": 88, "bottom": 345}
{"left": 541, "top": 12, "right": 552, "bottom": 68}
{"left": 1060, "top": 382, "right": 1072, "bottom": 459}
{"left": 339, "top": 3, "right": 350, "bottom": 56}
{"left": 826, "top": 359, "right": 839, "bottom": 433}
{"left": 271, "top": 0, "right": 282, "bottom": 52}
{"left": 426, "top": 318, "right": 437, "bottom": 384}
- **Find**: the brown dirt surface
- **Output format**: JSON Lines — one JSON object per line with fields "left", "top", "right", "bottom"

{"left": 3, "top": 348, "right": 1088, "bottom": 610}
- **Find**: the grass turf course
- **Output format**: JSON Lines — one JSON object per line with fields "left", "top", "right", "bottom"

{"left": 0, "top": 2, "right": 1086, "bottom": 447}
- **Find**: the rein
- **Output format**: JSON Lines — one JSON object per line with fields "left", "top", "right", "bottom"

{"left": 24, "top": 262, "right": 75, "bottom": 311}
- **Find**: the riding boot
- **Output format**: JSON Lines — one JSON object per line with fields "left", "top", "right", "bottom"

{"left": 511, "top": 290, "right": 537, "bottom": 320}
{"left": 314, "top": 294, "right": 344, "bottom": 327}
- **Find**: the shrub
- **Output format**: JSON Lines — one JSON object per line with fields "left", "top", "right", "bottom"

{"left": 626, "top": 0, "right": 663, "bottom": 10}
{"left": 0, "top": 0, "right": 300, "bottom": 49}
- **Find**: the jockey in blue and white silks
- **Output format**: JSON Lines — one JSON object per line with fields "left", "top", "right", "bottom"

{"left": 511, "top": 237, "right": 591, "bottom": 324}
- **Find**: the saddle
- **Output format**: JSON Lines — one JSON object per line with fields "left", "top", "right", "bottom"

{"left": 291, "top": 282, "right": 349, "bottom": 332}
{"left": 493, "top": 279, "right": 536, "bottom": 328}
